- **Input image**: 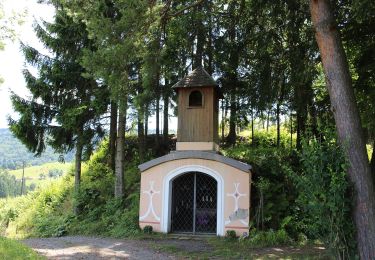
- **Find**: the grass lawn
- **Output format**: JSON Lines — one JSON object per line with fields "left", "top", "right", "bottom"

{"left": 9, "top": 162, "right": 73, "bottom": 187}
{"left": 0, "top": 237, "right": 44, "bottom": 260}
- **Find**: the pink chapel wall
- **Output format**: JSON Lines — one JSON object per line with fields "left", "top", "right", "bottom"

{"left": 139, "top": 158, "right": 251, "bottom": 236}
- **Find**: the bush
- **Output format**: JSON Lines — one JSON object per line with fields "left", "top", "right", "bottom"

{"left": 143, "top": 225, "right": 153, "bottom": 234}
{"left": 226, "top": 230, "right": 237, "bottom": 239}
{"left": 245, "top": 229, "right": 293, "bottom": 247}
{"left": 223, "top": 144, "right": 297, "bottom": 231}
{"left": 288, "top": 131, "right": 356, "bottom": 258}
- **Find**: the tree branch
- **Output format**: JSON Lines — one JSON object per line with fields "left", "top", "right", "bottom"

{"left": 166, "top": 0, "right": 205, "bottom": 19}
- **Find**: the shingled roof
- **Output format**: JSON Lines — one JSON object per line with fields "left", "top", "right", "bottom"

{"left": 172, "top": 67, "right": 218, "bottom": 89}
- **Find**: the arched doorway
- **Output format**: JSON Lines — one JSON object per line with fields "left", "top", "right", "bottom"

{"left": 170, "top": 172, "right": 217, "bottom": 234}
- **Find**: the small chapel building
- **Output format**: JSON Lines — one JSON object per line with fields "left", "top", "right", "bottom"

{"left": 138, "top": 67, "right": 252, "bottom": 236}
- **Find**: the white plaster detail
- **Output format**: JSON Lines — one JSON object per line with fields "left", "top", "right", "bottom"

{"left": 225, "top": 183, "right": 248, "bottom": 226}
{"left": 139, "top": 181, "right": 160, "bottom": 221}
{"left": 161, "top": 165, "right": 225, "bottom": 236}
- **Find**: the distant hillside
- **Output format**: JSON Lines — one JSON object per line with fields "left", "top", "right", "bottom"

{"left": 0, "top": 128, "right": 74, "bottom": 170}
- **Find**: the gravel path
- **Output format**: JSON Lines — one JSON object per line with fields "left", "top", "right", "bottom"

{"left": 22, "top": 236, "right": 177, "bottom": 260}
{"left": 22, "top": 236, "right": 328, "bottom": 259}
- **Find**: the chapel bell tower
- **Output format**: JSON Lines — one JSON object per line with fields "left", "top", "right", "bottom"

{"left": 172, "top": 67, "right": 222, "bottom": 151}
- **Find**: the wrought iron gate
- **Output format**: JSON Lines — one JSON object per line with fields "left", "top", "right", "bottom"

{"left": 171, "top": 172, "right": 217, "bottom": 234}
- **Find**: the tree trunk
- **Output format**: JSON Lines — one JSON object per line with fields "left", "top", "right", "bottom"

{"left": 277, "top": 77, "right": 285, "bottom": 147}
{"left": 207, "top": 3, "right": 213, "bottom": 75}
{"left": 74, "top": 127, "right": 83, "bottom": 214}
{"left": 154, "top": 71, "right": 160, "bottom": 151}
{"left": 155, "top": 94, "right": 160, "bottom": 149}
{"left": 295, "top": 108, "right": 306, "bottom": 151}
{"left": 227, "top": 94, "right": 237, "bottom": 145}
{"left": 145, "top": 103, "right": 149, "bottom": 137}
{"left": 290, "top": 110, "right": 293, "bottom": 149}
{"left": 251, "top": 110, "right": 255, "bottom": 146}
{"left": 276, "top": 103, "right": 281, "bottom": 147}
{"left": 108, "top": 101, "right": 117, "bottom": 172}
{"left": 193, "top": 3, "right": 204, "bottom": 69}
{"left": 163, "top": 83, "right": 169, "bottom": 145}
{"left": 266, "top": 109, "right": 270, "bottom": 132}
{"left": 115, "top": 98, "right": 126, "bottom": 198}
{"left": 262, "top": 114, "right": 265, "bottom": 129}
{"left": 225, "top": 0, "right": 239, "bottom": 146}
{"left": 310, "top": 1, "right": 375, "bottom": 258}
{"left": 221, "top": 100, "right": 225, "bottom": 142}
{"left": 138, "top": 107, "right": 145, "bottom": 163}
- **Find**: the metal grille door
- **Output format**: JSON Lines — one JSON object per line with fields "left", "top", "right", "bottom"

{"left": 171, "top": 172, "right": 217, "bottom": 234}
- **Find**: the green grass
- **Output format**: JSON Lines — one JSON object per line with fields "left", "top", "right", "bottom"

{"left": 9, "top": 162, "right": 73, "bottom": 187}
{"left": 0, "top": 236, "right": 44, "bottom": 259}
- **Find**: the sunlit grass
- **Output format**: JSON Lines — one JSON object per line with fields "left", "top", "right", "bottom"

{"left": 367, "top": 144, "right": 373, "bottom": 160}
{"left": 8, "top": 162, "right": 73, "bottom": 187}
{"left": 0, "top": 236, "right": 44, "bottom": 259}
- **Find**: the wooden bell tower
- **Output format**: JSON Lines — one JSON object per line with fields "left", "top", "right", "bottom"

{"left": 172, "top": 67, "right": 222, "bottom": 151}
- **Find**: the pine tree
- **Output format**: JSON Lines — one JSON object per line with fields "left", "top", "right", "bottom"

{"left": 9, "top": 6, "right": 109, "bottom": 210}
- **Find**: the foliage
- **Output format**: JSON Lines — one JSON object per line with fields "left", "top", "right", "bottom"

{"left": 0, "top": 174, "right": 72, "bottom": 238}
{"left": 0, "top": 236, "right": 44, "bottom": 260}
{"left": 8, "top": 6, "right": 109, "bottom": 187}
{"left": 223, "top": 139, "right": 297, "bottom": 231}
{"left": 0, "top": 170, "right": 22, "bottom": 198}
{"left": 0, "top": 138, "right": 142, "bottom": 239}
{"left": 225, "top": 230, "right": 237, "bottom": 239}
{"left": 245, "top": 229, "right": 293, "bottom": 247}
{"left": 70, "top": 138, "right": 141, "bottom": 237}
{"left": 288, "top": 131, "right": 356, "bottom": 258}
{"left": 143, "top": 225, "right": 153, "bottom": 234}
{"left": 246, "top": 126, "right": 294, "bottom": 149}
{"left": 0, "top": 129, "right": 74, "bottom": 170}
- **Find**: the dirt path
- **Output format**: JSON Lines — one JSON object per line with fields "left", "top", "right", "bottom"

{"left": 23, "top": 236, "right": 177, "bottom": 259}
{"left": 23, "top": 236, "right": 329, "bottom": 259}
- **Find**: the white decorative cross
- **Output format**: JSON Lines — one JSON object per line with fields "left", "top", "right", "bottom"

{"left": 139, "top": 181, "right": 160, "bottom": 221}
{"left": 225, "top": 183, "right": 248, "bottom": 226}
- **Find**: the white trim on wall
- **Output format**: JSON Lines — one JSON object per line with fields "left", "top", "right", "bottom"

{"left": 161, "top": 165, "right": 225, "bottom": 236}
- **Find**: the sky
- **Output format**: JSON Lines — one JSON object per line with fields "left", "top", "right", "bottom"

{"left": 0, "top": 0, "right": 55, "bottom": 128}
{"left": 0, "top": 0, "right": 177, "bottom": 131}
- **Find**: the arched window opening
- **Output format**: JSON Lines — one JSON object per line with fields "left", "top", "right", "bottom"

{"left": 189, "top": 90, "right": 203, "bottom": 107}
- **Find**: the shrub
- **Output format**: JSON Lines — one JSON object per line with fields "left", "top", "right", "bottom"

{"left": 288, "top": 131, "right": 356, "bottom": 258}
{"left": 223, "top": 145, "right": 297, "bottom": 231}
{"left": 246, "top": 229, "right": 293, "bottom": 247}
{"left": 143, "top": 225, "right": 153, "bottom": 234}
{"left": 226, "top": 230, "right": 237, "bottom": 239}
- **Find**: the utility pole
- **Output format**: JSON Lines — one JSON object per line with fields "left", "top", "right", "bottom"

{"left": 20, "top": 161, "right": 25, "bottom": 196}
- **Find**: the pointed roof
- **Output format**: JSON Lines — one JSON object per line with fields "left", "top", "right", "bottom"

{"left": 172, "top": 67, "right": 218, "bottom": 89}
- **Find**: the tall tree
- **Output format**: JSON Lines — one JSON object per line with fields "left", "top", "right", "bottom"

{"left": 62, "top": 0, "right": 152, "bottom": 198}
{"left": 9, "top": 6, "right": 108, "bottom": 204}
{"left": 310, "top": 0, "right": 375, "bottom": 257}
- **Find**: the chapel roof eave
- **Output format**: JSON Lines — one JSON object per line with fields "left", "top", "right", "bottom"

{"left": 138, "top": 150, "right": 252, "bottom": 173}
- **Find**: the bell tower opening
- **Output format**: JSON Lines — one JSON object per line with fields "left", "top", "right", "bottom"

{"left": 189, "top": 90, "right": 203, "bottom": 107}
